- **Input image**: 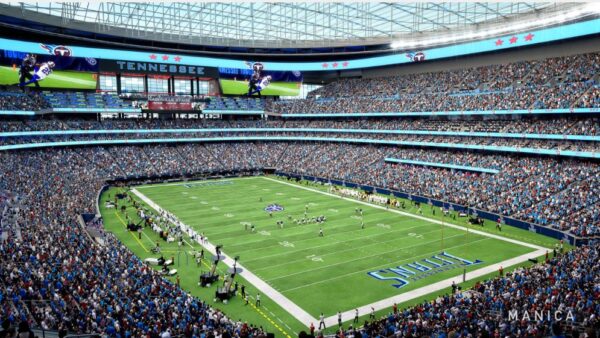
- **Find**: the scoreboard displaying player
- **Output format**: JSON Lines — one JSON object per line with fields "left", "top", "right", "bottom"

{"left": 0, "top": 49, "right": 98, "bottom": 89}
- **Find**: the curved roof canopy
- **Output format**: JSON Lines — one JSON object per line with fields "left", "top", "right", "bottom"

{"left": 0, "top": 2, "right": 587, "bottom": 48}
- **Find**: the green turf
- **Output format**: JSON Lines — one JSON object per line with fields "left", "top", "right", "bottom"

{"left": 100, "top": 175, "right": 562, "bottom": 335}
{"left": 100, "top": 186, "right": 305, "bottom": 337}
{"left": 219, "top": 79, "right": 300, "bottom": 96}
{"left": 0, "top": 66, "right": 97, "bottom": 89}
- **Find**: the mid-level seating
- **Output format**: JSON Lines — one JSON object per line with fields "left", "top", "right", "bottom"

{"left": 42, "top": 91, "right": 128, "bottom": 109}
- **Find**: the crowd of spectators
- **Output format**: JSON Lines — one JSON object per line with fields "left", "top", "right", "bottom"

{"left": 1, "top": 49, "right": 600, "bottom": 338}
{"left": 278, "top": 143, "right": 600, "bottom": 235}
{"left": 1, "top": 126, "right": 600, "bottom": 236}
{"left": 0, "top": 91, "right": 49, "bottom": 111}
{"left": 3, "top": 118, "right": 600, "bottom": 160}
{"left": 0, "top": 140, "right": 599, "bottom": 337}
{"left": 339, "top": 242, "right": 599, "bottom": 337}
{"left": 272, "top": 82, "right": 597, "bottom": 114}
{"left": 271, "top": 52, "right": 600, "bottom": 115}
{"left": 308, "top": 53, "right": 599, "bottom": 98}
{"left": 0, "top": 148, "right": 267, "bottom": 337}
{"left": 4, "top": 116, "right": 600, "bottom": 136}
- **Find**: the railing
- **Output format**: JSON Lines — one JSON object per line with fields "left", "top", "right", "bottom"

{"left": 30, "top": 330, "right": 101, "bottom": 338}
{"left": 276, "top": 108, "right": 600, "bottom": 118}
{"left": 1, "top": 136, "right": 600, "bottom": 160}
{"left": 2, "top": 127, "right": 600, "bottom": 142}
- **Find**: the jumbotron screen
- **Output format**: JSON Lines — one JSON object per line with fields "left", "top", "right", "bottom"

{"left": 219, "top": 66, "right": 302, "bottom": 96}
{"left": 219, "top": 79, "right": 301, "bottom": 96}
{"left": 0, "top": 49, "right": 98, "bottom": 89}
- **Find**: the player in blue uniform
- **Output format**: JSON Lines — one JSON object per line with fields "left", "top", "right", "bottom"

{"left": 18, "top": 54, "right": 38, "bottom": 90}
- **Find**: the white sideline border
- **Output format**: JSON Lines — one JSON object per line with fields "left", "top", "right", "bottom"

{"left": 323, "top": 248, "right": 547, "bottom": 327}
{"left": 261, "top": 177, "right": 549, "bottom": 326}
{"left": 262, "top": 176, "right": 546, "bottom": 250}
{"left": 131, "top": 187, "right": 319, "bottom": 326}
{"left": 131, "top": 176, "right": 550, "bottom": 328}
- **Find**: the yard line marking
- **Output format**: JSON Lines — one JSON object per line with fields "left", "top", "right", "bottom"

{"left": 131, "top": 188, "right": 318, "bottom": 327}
{"left": 128, "top": 177, "right": 550, "bottom": 328}
{"left": 322, "top": 248, "right": 547, "bottom": 327}
{"left": 280, "top": 236, "right": 489, "bottom": 293}
{"left": 250, "top": 226, "right": 450, "bottom": 272}
{"left": 263, "top": 177, "right": 549, "bottom": 324}
{"left": 137, "top": 179, "right": 237, "bottom": 188}
{"left": 262, "top": 177, "right": 546, "bottom": 251}
{"left": 214, "top": 210, "right": 426, "bottom": 249}
{"left": 240, "top": 221, "right": 438, "bottom": 261}
{"left": 241, "top": 225, "right": 436, "bottom": 263}
{"left": 129, "top": 191, "right": 295, "bottom": 338}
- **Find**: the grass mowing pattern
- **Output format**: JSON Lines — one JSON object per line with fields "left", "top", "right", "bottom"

{"left": 134, "top": 177, "right": 537, "bottom": 315}
{"left": 101, "top": 176, "right": 561, "bottom": 334}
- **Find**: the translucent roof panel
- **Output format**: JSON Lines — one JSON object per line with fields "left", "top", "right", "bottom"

{"left": 0, "top": 2, "right": 569, "bottom": 48}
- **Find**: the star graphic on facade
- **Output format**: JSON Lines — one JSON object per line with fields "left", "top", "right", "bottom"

{"left": 342, "top": 61, "right": 349, "bottom": 67}
{"left": 524, "top": 33, "right": 534, "bottom": 41}
{"left": 162, "top": 55, "right": 169, "bottom": 61}
{"left": 174, "top": 56, "right": 182, "bottom": 62}
{"left": 332, "top": 62, "right": 338, "bottom": 68}
{"left": 509, "top": 36, "right": 518, "bottom": 44}
{"left": 149, "top": 54, "right": 157, "bottom": 60}
{"left": 322, "top": 63, "right": 328, "bottom": 68}
{"left": 495, "top": 39, "right": 503, "bottom": 46}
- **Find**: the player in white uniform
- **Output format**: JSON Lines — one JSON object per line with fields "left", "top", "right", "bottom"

{"left": 19, "top": 61, "right": 55, "bottom": 87}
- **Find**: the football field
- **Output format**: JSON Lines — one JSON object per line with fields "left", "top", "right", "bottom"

{"left": 104, "top": 175, "right": 553, "bottom": 331}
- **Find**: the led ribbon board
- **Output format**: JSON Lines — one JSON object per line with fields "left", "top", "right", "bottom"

{"left": 0, "top": 18, "right": 599, "bottom": 71}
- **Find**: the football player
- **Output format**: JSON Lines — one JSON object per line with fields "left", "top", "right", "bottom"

{"left": 19, "top": 61, "right": 55, "bottom": 88}
{"left": 246, "top": 61, "right": 266, "bottom": 96}
{"left": 247, "top": 75, "right": 272, "bottom": 97}
{"left": 18, "top": 54, "right": 38, "bottom": 89}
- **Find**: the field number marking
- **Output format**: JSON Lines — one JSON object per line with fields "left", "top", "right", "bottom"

{"left": 306, "top": 254, "right": 323, "bottom": 262}
{"left": 377, "top": 223, "right": 391, "bottom": 229}
{"left": 408, "top": 232, "right": 424, "bottom": 239}
{"left": 279, "top": 241, "right": 295, "bottom": 248}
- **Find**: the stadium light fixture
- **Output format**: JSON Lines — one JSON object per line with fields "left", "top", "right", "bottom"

{"left": 390, "top": 3, "right": 600, "bottom": 51}
{"left": 390, "top": 41, "right": 402, "bottom": 49}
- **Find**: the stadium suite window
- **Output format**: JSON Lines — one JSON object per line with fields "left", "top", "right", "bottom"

{"left": 148, "top": 77, "right": 169, "bottom": 93}
{"left": 122, "top": 76, "right": 145, "bottom": 93}
{"left": 198, "top": 81, "right": 209, "bottom": 95}
{"left": 174, "top": 79, "right": 191, "bottom": 95}
{"left": 99, "top": 75, "right": 117, "bottom": 91}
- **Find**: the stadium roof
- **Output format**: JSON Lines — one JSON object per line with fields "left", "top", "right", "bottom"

{"left": 0, "top": 2, "right": 591, "bottom": 48}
